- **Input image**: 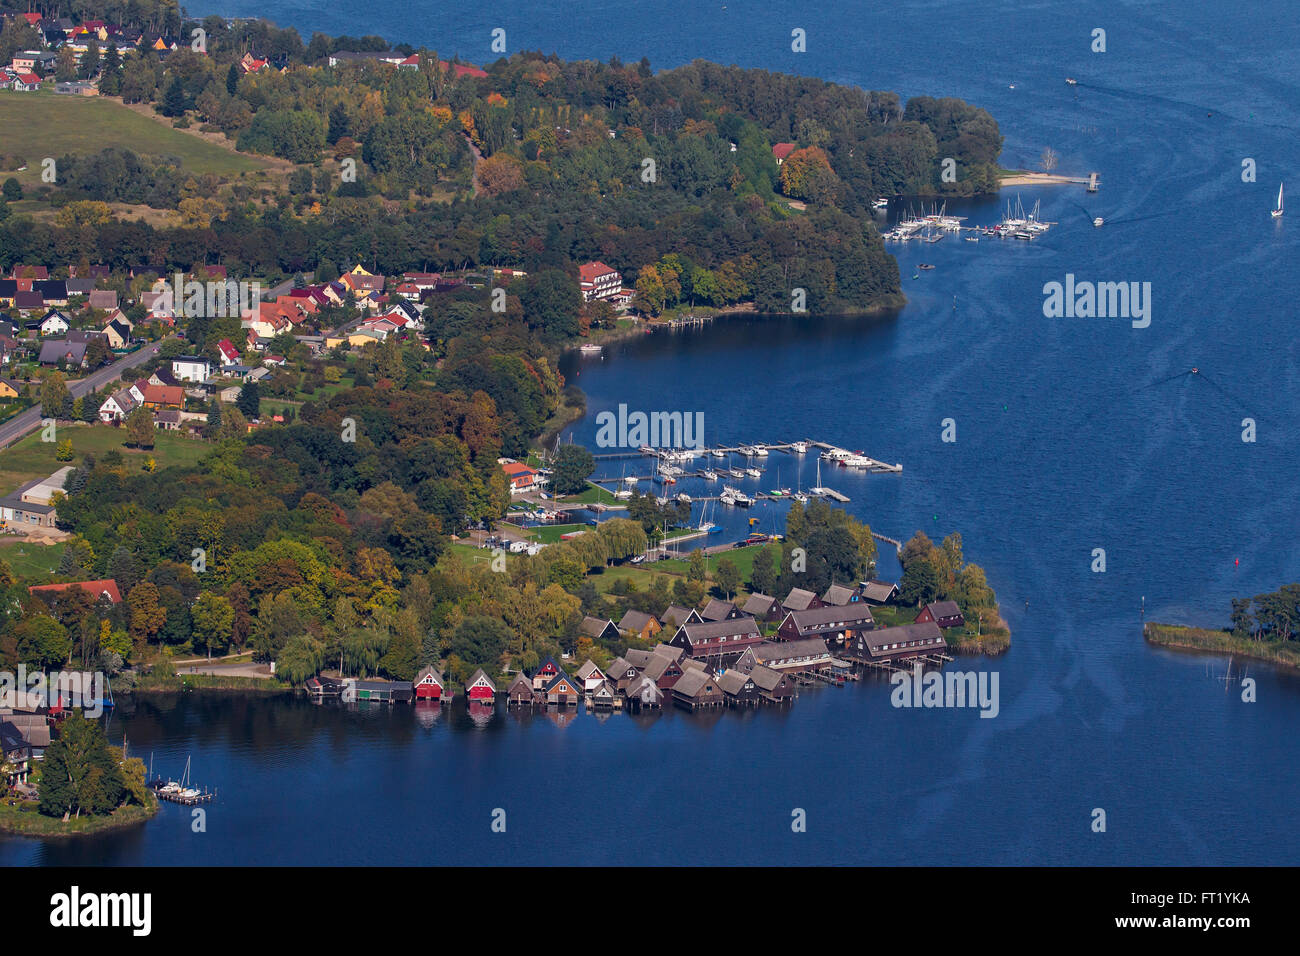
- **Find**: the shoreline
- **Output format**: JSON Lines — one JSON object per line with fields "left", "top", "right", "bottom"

{"left": 1144, "top": 622, "right": 1300, "bottom": 671}
{"left": 0, "top": 792, "right": 159, "bottom": 840}
{"left": 999, "top": 171, "right": 1091, "bottom": 188}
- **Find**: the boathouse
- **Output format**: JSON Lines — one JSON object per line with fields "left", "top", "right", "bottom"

{"left": 624, "top": 673, "right": 664, "bottom": 709}
{"left": 642, "top": 651, "right": 686, "bottom": 692}
{"left": 916, "top": 600, "right": 965, "bottom": 629}
{"left": 304, "top": 675, "right": 345, "bottom": 700}
{"left": 590, "top": 680, "right": 620, "bottom": 709}
{"left": 782, "top": 587, "right": 822, "bottom": 612}
{"left": 575, "top": 659, "right": 608, "bottom": 692}
{"left": 749, "top": 664, "right": 796, "bottom": 703}
{"left": 668, "top": 618, "right": 764, "bottom": 662}
{"left": 605, "top": 656, "right": 640, "bottom": 689}
{"left": 745, "top": 638, "right": 832, "bottom": 674}
{"left": 545, "top": 671, "right": 583, "bottom": 706}
{"left": 672, "top": 669, "right": 725, "bottom": 710}
{"left": 507, "top": 672, "right": 541, "bottom": 707}
{"left": 414, "top": 666, "right": 447, "bottom": 701}
{"left": 716, "top": 668, "right": 760, "bottom": 707}
{"left": 776, "top": 604, "right": 876, "bottom": 646}
{"left": 847, "top": 621, "right": 947, "bottom": 663}
{"left": 618, "top": 609, "right": 662, "bottom": 642}
{"left": 465, "top": 669, "right": 497, "bottom": 703}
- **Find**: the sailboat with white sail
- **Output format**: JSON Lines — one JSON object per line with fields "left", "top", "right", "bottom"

{"left": 1272, "top": 182, "right": 1284, "bottom": 219}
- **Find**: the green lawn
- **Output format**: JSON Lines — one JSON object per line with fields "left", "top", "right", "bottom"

{"left": 556, "top": 481, "right": 618, "bottom": 506}
{"left": 529, "top": 523, "right": 590, "bottom": 544}
{"left": 0, "top": 538, "right": 65, "bottom": 579}
{"left": 0, "top": 424, "right": 209, "bottom": 495}
{"left": 0, "top": 89, "right": 267, "bottom": 190}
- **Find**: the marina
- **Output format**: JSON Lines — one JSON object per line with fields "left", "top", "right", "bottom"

{"left": 881, "top": 195, "right": 1059, "bottom": 243}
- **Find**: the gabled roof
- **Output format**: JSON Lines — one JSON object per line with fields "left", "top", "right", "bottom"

{"left": 575, "top": 659, "right": 605, "bottom": 680}
{"left": 784, "top": 603, "right": 875, "bottom": 632}
{"left": 822, "top": 583, "right": 858, "bottom": 606}
{"left": 465, "top": 667, "right": 496, "bottom": 691}
{"left": 579, "top": 615, "right": 615, "bottom": 639}
{"left": 415, "top": 665, "right": 444, "bottom": 686}
{"left": 858, "top": 580, "right": 899, "bottom": 603}
{"left": 29, "top": 579, "right": 122, "bottom": 603}
{"left": 748, "top": 664, "right": 789, "bottom": 692}
{"left": 700, "top": 598, "right": 738, "bottom": 621}
{"left": 506, "top": 672, "right": 534, "bottom": 695}
{"left": 741, "top": 593, "right": 778, "bottom": 616}
{"left": 783, "top": 587, "right": 819, "bottom": 611}
{"left": 716, "top": 669, "right": 755, "bottom": 695}
{"left": 661, "top": 604, "right": 701, "bottom": 626}
{"left": 924, "top": 600, "right": 963, "bottom": 620}
{"left": 545, "top": 671, "right": 581, "bottom": 694}
{"left": 618, "top": 608, "right": 659, "bottom": 632}
{"left": 672, "top": 669, "right": 718, "bottom": 698}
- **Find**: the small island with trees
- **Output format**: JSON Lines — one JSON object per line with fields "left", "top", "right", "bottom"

{"left": 1144, "top": 583, "right": 1300, "bottom": 670}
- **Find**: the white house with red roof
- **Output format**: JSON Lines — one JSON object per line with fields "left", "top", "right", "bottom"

{"left": 501, "top": 461, "right": 539, "bottom": 493}
{"left": 772, "top": 142, "right": 796, "bottom": 165}
{"left": 578, "top": 262, "right": 622, "bottom": 302}
{"left": 216, "top": 338, "right": 241, "bottom": 366}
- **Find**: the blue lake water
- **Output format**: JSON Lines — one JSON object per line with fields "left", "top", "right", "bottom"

{"left": 5, "top": 0, "right": 1298, "bottom": 865}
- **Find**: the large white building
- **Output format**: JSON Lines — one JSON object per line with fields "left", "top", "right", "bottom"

{"left": 578, "top": 262, "right": 622, "bottom": 302}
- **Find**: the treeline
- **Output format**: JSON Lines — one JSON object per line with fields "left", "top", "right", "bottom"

{"left": 1230, "top": 584, "right": 1300, "bottom": 642}
{"left": 898, "top": 530, "right": 997, "bottom": 617}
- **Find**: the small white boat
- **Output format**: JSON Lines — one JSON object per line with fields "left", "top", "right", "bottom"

{"left": 701, "top": 469, "right": 719, "bottom": 480}
{"left": 1065, "top": 77, "right": 1077, "bottom": 86}
{"left": 579, "top": 343, "right": 602, "bottom": 353}
{"left": 789, "top": 441, "right": 808, "bottom": 454}
{"left": 623, "top": 475, "right": 638, "bottom": 485}
{"left": 676, "top": 492, "right": 692, "bottom": 503}
{"left": 872, "top": 197, "right": 889, "bottom": 210}
{"left": 1272, "top": 182, "right": 1284, "bottom": 219}
{"left": 793, "top": 492, "right": 809, "bottom": 503}
{"left": 1093, "top": 217, "right": 1104, "bottom": 227}
{"left": 745, "top": 467, "right": 762, "bottom": 478}
{"left": 752, "top": 444, "right": 769, "bottom": 457}
{"left": 965, "top": 235, "right": 979, "bottom": 242}
{"left": 614, "top": 489, "right": 632, "bottom": 500}
{"left": 729, "top": 467, "right": 745, "bottom": 478}
{"left": 738, "top": 444, "right": 756, "bottom": 456}
{"left": 711, "top": 448, "right": 727, "bottom": 458}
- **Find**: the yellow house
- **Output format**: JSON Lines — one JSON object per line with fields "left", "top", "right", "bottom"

{"left": 0, "top": 378, "right": 22, "bottom": 400}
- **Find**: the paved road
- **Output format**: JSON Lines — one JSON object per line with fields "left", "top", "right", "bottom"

{"left": 0, "top": 342, "right": 163, "bottom": 449}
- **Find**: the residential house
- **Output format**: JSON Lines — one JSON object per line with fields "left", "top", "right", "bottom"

{"left": 845, "top": 621, "right": 947, "bottom": 664}
{"left": 172, "top": 356, "right": 211, "bottom": 382}
{"left": 216, "top": 339, "right": 241, "bottom": 366}
{"left": 618, "top": 609, "right": 661, "bottom": 642}
{"left": 532, "top": 658, "right": 564, "bottom": 691}
{"left": 641, "top": 650, "right": 685, "bottom": 693}
{"left": 0, "top": 377, "right": 20, "bottom": 400}
{"left": 102, "top": 317, "right": 132, "bottom": 349}
{"left": 858, "top": 580, "right": 900, "bottom": 605}
{"left": 739, "top": 592, "right": 783, "bottom": 622}
{"left": 782, "top": 587, "right": 822, "bottom": 612}
{"left": 772, "top": 142, "right": 796, "bottom": 165}
{"left": 744, "top": 638, "right": 832, "bottom": 674}
{"left": 29, "top": 579, "right": 123, "bottom": 605}
{"left": 153, "top": 409, "right": 182, "bottom": 431}
{"left": 661, "top": 604, "right": 702, "bottom": 628}
{"left": 701, "top": 597, "right": 747, "bottom": 622}
{"left": 668, "top": 617, "right": 764, "bottom": 663}
{"left": 87, "top": 290, "right": 118, "bottom": 311}
{"left": 37, "top": 339, "right": 87, "bottom": 367}
{"left": 579, "top": 615, "right": 619, "bottom": 643}
{"left": 33, "top": 310, "right": 70, "bottom": 336}
{"left": 916, "top": 600, "right": 966, "bottom": 629}
{"left": 605, "top": 657, "right": 640, "bottom": 690}
{"left": 775, "top": 603, "right": 876, "bottom": 649}
{"left": 822, "top": 583, "right": 861, "bottom": 607}
{"left": 98, "top": 385, "right": 138, "bottom": 423}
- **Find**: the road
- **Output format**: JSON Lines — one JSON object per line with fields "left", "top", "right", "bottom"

{"left": 0, "top": 342, "right": 163, "bottom": 449}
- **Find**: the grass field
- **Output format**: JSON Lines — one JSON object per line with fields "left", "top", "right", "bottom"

{"left": 0, "top": 423, "right": 209, "bottom": 495}
{"left": 556, "top": 482, "right": 618, "bottom": 506}
{"left": 0, "top": 538, "right": 65, "bottom": 578}
{"left": 0, "top": 90, "right": 268, "bottom": 191}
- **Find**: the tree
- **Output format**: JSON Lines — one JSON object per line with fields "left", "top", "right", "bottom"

{"left": 55, "top": 438, "right": 74, "bottom": 461}
{"left": 124, "top": 406, "right": 155, "bottom": 448}
{"left": 40, "top": 372, "right": 71, "bottom": 419}
{"left": 1040, "top": 147, "right": 1059, "bottom": 172}
{"left": 127, "top": 582, "right": 167, "bottom": 644}
{"left": 1, "top": 178, "right": 20, "bottom": 202}
{"left": 190, "top": 593, "right": 234, "bottom": 657}
{"left": 38, "top": 711, "right": 125, "bottom": 820}
{"left": 278, "top": 635, "right": 325, "bottom": 683}
{"left": 751, "top": 546, "right": 777, "bottom": 595}
{"left": 14, "top": 614, "right": 70, "bottom": 669}
{"left": 448, "top": 615, "right": 511, "bottom": 674}
{"left": 226, "top": 62, "right": 240, "bottom": 97}
{"left": 161, "top": 76, "right": 188, "bottom": 118}
{"left": 236, "top": 380, "right": 261, "bottom": 420}
{"left": 714, "top": 558, "right": 740, "bottom": 599}
{"left": 900, "top": 555, "right": 940, "bottom": 607}
{"left": 551, "top": 444, "right": 595, "bottom": 495}
{"left": 687, "top": 549, "right": 707, "bottom": 583}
